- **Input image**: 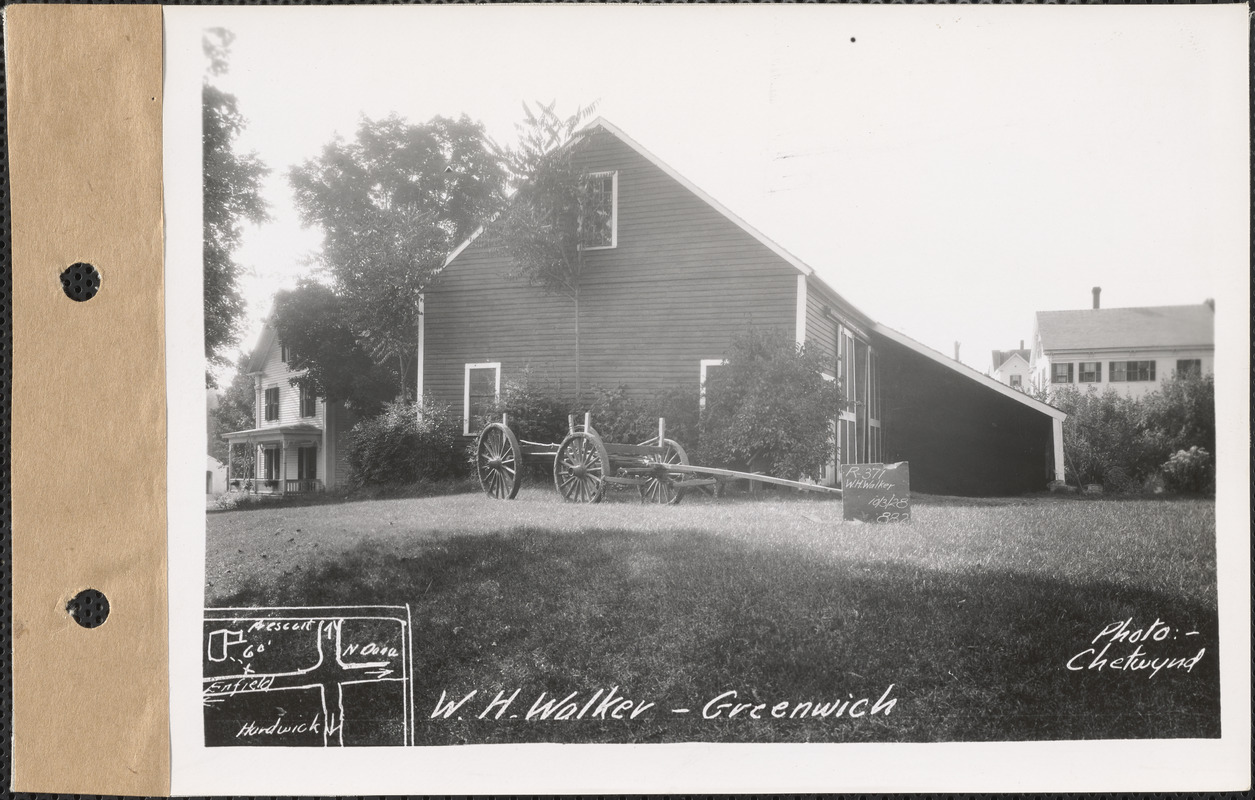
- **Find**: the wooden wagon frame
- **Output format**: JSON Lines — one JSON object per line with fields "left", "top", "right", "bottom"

{"left": 474, "top": 413, "right": 843, "bottom": 504}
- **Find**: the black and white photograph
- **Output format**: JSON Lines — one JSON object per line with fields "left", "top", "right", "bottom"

{"left": 166, "top": 4, "right": 1248, "bottom": 793}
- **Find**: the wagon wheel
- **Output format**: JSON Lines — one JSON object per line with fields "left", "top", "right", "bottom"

{"left": 475, "top": 422, "right": 522, "bottom": 500}
{"left": 638, "top": 438, "right": 689, "bottom": 505}
{"left": 554, "top": 431, "right": 610, "bottom": 503}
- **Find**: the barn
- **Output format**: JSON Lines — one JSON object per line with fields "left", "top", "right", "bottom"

{"left": 419, "top": 119, "right": 1064, "bottom": 495}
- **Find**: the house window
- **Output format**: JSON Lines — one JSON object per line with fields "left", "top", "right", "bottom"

{"left": 463, "top": 363, "right": 501, "bottom": 435}
{"left": 1110, "top": 360, "right": 1156, "bottom": 382}
{"left": 297, "top": 446, "right": 317, "bottom": 480}
{"left": 581, "top": 171, "right": 617, "bottom": 250}
{"left": 699, "top": 359, "right": 727, "bottom": 409}
{"left": 264, "top": 387, "right": 280, "bottom": 421}
{"left": 1051, "top": 363, "right": 1073, "bottom": 384}
{"left": 280, "top": 343, "right": 289, "bottom": 363}
{"left": 1176, "top": 359, "right": 1202, "bottom": 377}
{"left": 1009, "top": 374, "right": 1023, "bottom": 388}
{"left": 299, "top": 386, "right": 316, "bottom": 418}
{"left": 1078, "top": 362, "right": 1102, "bottom": 383}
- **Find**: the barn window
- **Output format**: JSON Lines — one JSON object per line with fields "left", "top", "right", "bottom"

{"left": 581, "top": 172, "right": 617, "bottom": 250}
{"left": 1051, "top": 363, "right": 1073, "bottom": 384}
{"left": 264, "top": 387, "right": 280, "bottom": 421}
{"left": 463, "top": 362, "right": 501, "bottom": 435}
{"left": 699, "top": 359, "right": 727, "bottom": 409}
{"left": 1078, "top": 362, "right": 1102, "bottom": 383}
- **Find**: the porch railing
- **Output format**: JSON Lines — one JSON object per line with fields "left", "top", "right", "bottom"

{"left": 284, "top": 478, "right": 324, "bottom": 494}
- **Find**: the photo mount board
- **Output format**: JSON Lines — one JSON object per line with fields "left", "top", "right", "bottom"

{"left": 7, "top": 5, "right": 169, "bottom": 796}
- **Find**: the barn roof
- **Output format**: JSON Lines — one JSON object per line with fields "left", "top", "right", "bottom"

{"left": 1036, "top": 304, "right": 1214, "bottom": 353}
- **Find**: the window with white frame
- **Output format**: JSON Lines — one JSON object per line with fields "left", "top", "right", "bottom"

{"left": 264, "top": 386, "right": 280, "bottom": 421}
{"left": 1078, "top": 361, "right": 1102, "bottom": 383}
{"left": 1051, "top": 362, "right": 1074, "bottom": 384}
{"left": 463, "top": 363, "right": 501, "bottom": 435}
{"left": 1176, "top": 359, "right": 1202, "bottom": 377}
{"left": 1009, "top": 374, "right": 1023, "bottom": 388}
{"left": 699, "top": 359, "right": 727, "bottom": 409}
{"left": 1109, "top": 360, "right": 1155, "bottom": 382}
{"left": 581, "top": 172, "right": 617, "bottom": 250}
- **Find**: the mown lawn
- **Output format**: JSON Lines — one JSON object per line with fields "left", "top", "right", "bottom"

{"left": 206, "top": 489, "right": 1219, "bottom": 744}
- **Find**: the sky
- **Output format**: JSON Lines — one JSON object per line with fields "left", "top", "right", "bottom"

{"left": 199, "top": 5, "right": 1246, "bottom": 381}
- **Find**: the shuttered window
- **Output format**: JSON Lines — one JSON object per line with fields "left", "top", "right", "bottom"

{"left": 1078, "top": 362, "right": 1102, "bottom": 383}
{"left": 299, "top": 386, "right": 316, "bottom": 418}
{"left": 264, "top": 387, "right": 279, "bottom": 421}
{"left": 1051, "top": 363, "right": 1073, "bottom": 384}
{"left": 1110, "top": 361, "right": 1155, "bottom": 382}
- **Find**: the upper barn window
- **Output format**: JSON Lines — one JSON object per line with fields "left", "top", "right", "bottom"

{"left": 581, "top": 172, "right": 617, "bottom": 250}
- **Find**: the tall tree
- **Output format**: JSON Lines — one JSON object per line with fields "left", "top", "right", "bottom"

{"left": 207, "top": 353, "right": 257, "bottom": 476}
{"left": 289, "top": 115, "right": 506, "bottom": 398}
{"left": 270, "top": 282, "right": 396, "bottom": 414}
{"left": 203, "top": 28, "right": 270, "bottom": 386}
{"left": 490, "top": 101, "right": 599, "bottom": 398}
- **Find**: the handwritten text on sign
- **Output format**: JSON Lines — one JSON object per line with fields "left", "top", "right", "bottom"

{"left": 842, "top": 462, "right": 910, "bottom": 523}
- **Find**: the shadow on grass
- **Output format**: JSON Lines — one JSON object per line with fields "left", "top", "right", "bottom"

{"left": 214, "top": 527, "right": 1219, "bottom": 745}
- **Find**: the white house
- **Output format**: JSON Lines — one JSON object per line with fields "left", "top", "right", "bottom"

{"left": 1030, "top": 288, "right": 1214, "bottom": 400}
{"left": 220, "top": 325, "right": 351, "bottom": 493}
{"left": 991, "top": 343, "right": 1032, "bottom": 390}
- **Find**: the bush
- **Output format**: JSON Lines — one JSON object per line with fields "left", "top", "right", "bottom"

{"left": 345, "top": 399, "right": 467, "bottom": 487}
{"left": 1053, "top": 387, "right": 1156, "bottom": 492}
{"left": 697, "top": 328, "right": 842, "bottom": 481}
{"left": 490, "top": 377, "right": 701, "bottom": 448}
{"left": 1160, "top": 446, "right": 1214, "bottom": 494}
{"left": 1053, "top": 372, "right": 1216, "bottom": 494}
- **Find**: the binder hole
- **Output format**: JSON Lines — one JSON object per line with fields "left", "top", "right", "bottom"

{"left": 67, "top": 589, "right": 109, "bottom": 628}
{"left": 60, "top": 262, "right": 101, "bottom": 302}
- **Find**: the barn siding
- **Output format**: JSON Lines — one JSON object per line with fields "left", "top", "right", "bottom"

{"left": 425, "top": 128, "right": 800, "bottom": 424}
{"left": 873, "top": 330, "right": 1054, "bottom": 495}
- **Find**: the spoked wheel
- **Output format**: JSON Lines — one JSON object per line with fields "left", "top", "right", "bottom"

{"left": 638, "top": 438, "right": 689, "bottom": 505}
{"left": 554, "top": 431, "right": 610, "bottom": 503}
{"left": 475, "top": 422, "right": 522, "bottom": 500}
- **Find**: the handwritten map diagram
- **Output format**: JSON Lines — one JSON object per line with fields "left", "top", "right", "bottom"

{"left": 203, "top": 606, "right": 414, "bottom": 746}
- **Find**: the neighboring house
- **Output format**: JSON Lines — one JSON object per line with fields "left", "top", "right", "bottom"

{"left": 991, "top": 343, "right": 1032, "bottom": 390}
{"left": 220, "top": 326, "right": 351, "bottom": 493}
{"left": 420, "top": 118, "right": 1066, "bottom": 496}
{"left": 1030, "top": 289, "right": 1214, "bottom": 400}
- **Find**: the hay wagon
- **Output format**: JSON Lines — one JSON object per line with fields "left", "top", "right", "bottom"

{"left": 473, "top": 413, "right": 843, "bottom": 504}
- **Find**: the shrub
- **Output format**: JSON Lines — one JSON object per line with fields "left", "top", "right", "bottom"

{"left": 697, "top": 328, "right": 842, "bottom": 481}
{"left": 345, "top": 399, "right": 467, "bottom": 487}
{"left": 1142, "top": 372, "right": 1215, "bottom": 455}
{"left": 585, "top": 385, "right": 700, "bottom": 447}
{"left": 1052, "top": 386, "right": 1156, "bottom": 492}
{"left": 1160, "top": 446, "right": 1214, "bottom": 494}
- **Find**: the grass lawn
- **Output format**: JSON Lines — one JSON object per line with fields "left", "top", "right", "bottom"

{"left": 206, "top": 488, "right": 1219, "bottom": 744}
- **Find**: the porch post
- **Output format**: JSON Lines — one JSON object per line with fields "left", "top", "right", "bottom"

{"left": 225, "top": 442, "right": 231, "bottom": 491}
{"left": 281, "top": 439, "right": 288, "bottom": 495}
{"left": 1052, "top": 417, "right": 1065, "bottom": 483}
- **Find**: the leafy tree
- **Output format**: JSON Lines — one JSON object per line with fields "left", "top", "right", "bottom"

{"left": 289, "top": 114, "right": 505, "bottom": 398}
{"left": 1142, "top": 371, "right": 1215, "bottom": 455}
{"left": 698, "top": 328, "right": 843, "bottom": 480}
{"left": 270, "top": 282, "right": 396, "bottom": 414}
{"left": 1052, "top": 386, "right": 1157, "bottom": 491}
{"left": 207, "top": 353, "right": 256, "bottom": 476}
{"left": 490, "top": 101, "right": 599, "bottom": 399}
{"left": 203, "top": 28, "right": 270, "bottom": 385}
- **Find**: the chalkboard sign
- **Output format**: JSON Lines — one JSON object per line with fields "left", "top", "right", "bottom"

{"left": 841, "top": 462, "right": 911, "bottom": 523}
